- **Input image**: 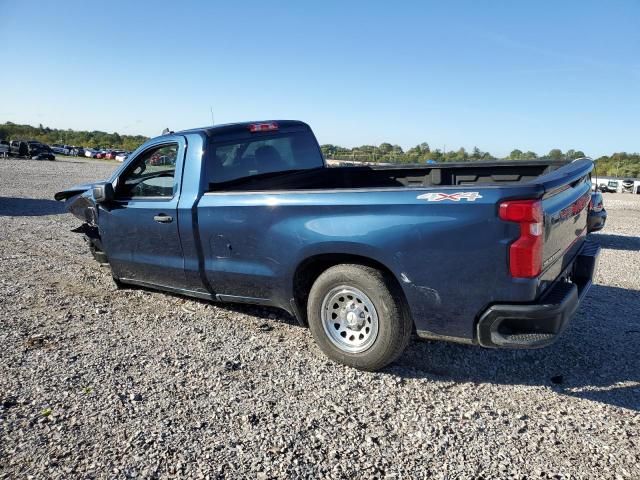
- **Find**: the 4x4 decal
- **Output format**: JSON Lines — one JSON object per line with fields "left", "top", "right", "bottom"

{"left": 417, "top": 192, "right": 483, "bottom": 202}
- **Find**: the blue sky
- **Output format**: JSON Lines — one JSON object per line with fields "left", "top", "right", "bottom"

{"left": 1, "top": 0, "right": 638, "bottom": 157}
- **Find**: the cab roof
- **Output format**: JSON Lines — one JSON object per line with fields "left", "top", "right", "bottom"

{"left": 175, "top": 120, "right": 310, "bottom": 137}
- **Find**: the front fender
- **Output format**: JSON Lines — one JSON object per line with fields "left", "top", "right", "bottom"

{"left": 66, "top": 191, "right": 98, "bottom": 224}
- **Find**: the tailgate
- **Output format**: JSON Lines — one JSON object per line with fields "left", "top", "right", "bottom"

{"left": 539, "top": 159, "right": 593, "bottom": 274}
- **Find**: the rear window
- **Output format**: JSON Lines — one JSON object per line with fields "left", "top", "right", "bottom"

{"left": 205, "top": 130, "right": 323, "bottom": 186}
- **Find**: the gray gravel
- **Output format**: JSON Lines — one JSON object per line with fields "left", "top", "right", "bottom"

{"left": 1, "top": 157, "right": 639, "bottom": 479}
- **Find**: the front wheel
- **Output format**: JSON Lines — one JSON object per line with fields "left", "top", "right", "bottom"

{"left": 307, "top": 264, "right": 412, "bottom": 371}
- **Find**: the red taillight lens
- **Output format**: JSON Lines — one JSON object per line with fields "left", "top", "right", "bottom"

{"left": 499, "top": 200, "right": 542, "bottom": 223}
{"left": 248, "top": 122, "right": 278, "bottom": 132}
{"left": 499, "top": 199, "right": 543, "bottom": 278}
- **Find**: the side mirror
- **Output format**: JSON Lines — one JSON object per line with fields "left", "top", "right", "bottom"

{"left": 92, "top": 182, "right": 114, "bottom": 203}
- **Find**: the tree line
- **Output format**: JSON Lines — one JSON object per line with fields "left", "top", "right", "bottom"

{"left": 321, "top": 142, "right": 588, "bottom": 164}
{"left": 322, "top": 142, "right": 639, "bottom": 178}
{"left": 593, "top": 152, "right": 640, "bottom": 179}
{"left": 0, "top": 122, "right": 148, "bottom": 152}
{"left": 1, "top": 121, "right": 637, "bottom": 178}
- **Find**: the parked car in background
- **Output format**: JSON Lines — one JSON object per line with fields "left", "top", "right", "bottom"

{"left": 105, "top": 150, "right": 124, "bottom": 160}
{"left": 599, "top": 180, "right": 619, "bottom": 193}
{"left": 95, "top": 150, "right": 107, "bottom": 159}
{"left": 587, "top": 191, "right": 606, "bottom": 233}
{"left": 622, "top": 179, "right": 635, "bottom": 193}
{"left": 84, "top": 149, "right": 99, "bottom": 158}
{"left": 71, "top": 146, "right": 85, "bottom": 157}
{"left": 27, "top": 142, "right": 55, "bottom": 160}
{"left": 51, "top": 144, "right": 73, "bottom": 155}
{"left": 115, "top": 151, "right": 129, "bottom": 162}
{"left": 10, "top": 140, "right": 29, "bottom": 157}
{"left": 27, "top": 141, "right": 44, "bottom": 156}
{"left": 0, "top": 140, "right": 9, "bottom": 158}
{"left": 149, "top": 151, "right": 176, "bottom": 165}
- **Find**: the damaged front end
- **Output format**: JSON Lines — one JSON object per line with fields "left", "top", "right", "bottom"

{"left": 54, "top": 183, "right": 108, "bottom": 265}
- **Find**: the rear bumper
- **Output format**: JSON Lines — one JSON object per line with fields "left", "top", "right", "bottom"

{"left": 476, "top": 240, "right": 600, "bottom": 349}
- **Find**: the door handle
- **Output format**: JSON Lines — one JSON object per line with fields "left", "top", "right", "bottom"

{"left": 154, "top": 214, "right": 173, "bottom": 223}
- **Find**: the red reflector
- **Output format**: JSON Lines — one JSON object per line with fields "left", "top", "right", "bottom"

{"left": 499, "top": 199, "right": 543, "bottom": 278}
{"left": 248, "top": 122, "right": 278, "bottom": 132}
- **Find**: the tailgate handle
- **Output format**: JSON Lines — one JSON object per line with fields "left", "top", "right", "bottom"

{"left": 153, "top": 214, "right": 173, "bottom": 224}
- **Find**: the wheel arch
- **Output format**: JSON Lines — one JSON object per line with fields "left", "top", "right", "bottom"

{"left": 291, "top": 253, "right": 412, "bottom": 328}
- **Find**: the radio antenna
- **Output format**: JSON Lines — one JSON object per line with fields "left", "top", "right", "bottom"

{"left": 210, "top": 106, "right": 215, "bottom": 126}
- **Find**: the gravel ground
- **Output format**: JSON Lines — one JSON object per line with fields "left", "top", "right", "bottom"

{"left": 0, "top": 157, "right": 638, "bottom": 479}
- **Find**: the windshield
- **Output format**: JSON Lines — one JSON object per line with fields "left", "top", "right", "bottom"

{"left": 206, "top": 130, "right": 324, "bottom": 186}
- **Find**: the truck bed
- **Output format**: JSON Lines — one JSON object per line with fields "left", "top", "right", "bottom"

{"left": 211, "top": 160, "right": 565, "bottom": 192}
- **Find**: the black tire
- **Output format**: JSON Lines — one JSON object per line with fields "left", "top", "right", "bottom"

{"left": 307, "top": 264, "right": 412, "bottom": 371}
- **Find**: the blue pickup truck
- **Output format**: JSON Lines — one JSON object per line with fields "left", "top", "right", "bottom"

{"left": 55, "top": 121, "right": 600, "bottom": 371}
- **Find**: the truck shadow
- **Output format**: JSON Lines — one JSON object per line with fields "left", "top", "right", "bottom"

{"left": 588, "top": 232, "right": 640, "bottom": 251}
{"left": 393, "top": 284, "right": 640, "bottom": 411}
{"left": 0, "top": 196, "right": 66, "bottom": 216}
{"left": 184, "top": 282, "right": 638, "bottom": 411}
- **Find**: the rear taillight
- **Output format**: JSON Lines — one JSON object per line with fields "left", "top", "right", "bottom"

{"left": 248, "top": 122, "right": 278, "bottom": 132}
{"left": 499, "top": 199, "right": 543, "bottom": 278}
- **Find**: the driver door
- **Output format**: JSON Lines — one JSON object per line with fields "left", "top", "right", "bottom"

{"left": 99, "top": 137, "right": 187, "bottom": 289}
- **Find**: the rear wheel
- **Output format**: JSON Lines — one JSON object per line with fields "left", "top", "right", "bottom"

{"left": 307, "top": 264, "right": 411, "bottom": 371}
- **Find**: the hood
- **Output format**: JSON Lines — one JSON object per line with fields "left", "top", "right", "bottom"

{"left": 54, "top": 182, "right": 98, "bottom": 201}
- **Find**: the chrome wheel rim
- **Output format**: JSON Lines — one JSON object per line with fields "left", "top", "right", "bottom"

{"left": 321, "top": 286, "right": 379, "bottom": 353}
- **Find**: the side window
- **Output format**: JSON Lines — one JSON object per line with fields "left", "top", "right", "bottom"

{"left": 116, "top": 144, "right": 178, "bottom": 199}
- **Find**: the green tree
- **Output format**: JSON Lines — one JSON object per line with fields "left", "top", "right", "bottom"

{"left": 566, "top": 149, "right": 586, "bottom": 160}
{"left": 509, "top": 149, "right": 523, "bottom": 160}
{"left": 378, "top": 143, "right": 393, "bottom": 154}
{"left": 548, "top": 149, "right": 563, "bottom": 160}
{"left": 321, "top": 144, "right": 338, "bottom": 157}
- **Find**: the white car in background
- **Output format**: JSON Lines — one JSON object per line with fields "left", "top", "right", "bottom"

{"left": 51, "top": 144, "right": 72, "bottom": 155}
{"left": 115, "top": 151, "right": 129, "bottom": 162}
{"left": 84, "top": 149, "right": 98, "bottom": 158}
